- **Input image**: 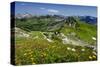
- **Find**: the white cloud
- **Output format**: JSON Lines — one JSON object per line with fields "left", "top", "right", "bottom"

{"left": 40, "top": 8, "right": 59, "bottom": 14}
{"left": 40, "top": 7, "right": 45, "bottom": 10}
{"left": 47, "top": 9, "right": 59, "bottom": 13}
{"left": 21, "top": 3, "right": 26, "bottom": 5}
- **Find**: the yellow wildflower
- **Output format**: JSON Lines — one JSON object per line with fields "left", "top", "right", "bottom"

{"left": 24, "top": 53, "right": 27, "bottom": 56}
{"left": 32, "top": 62, "right": 36, "bottom": 64}
{"left": 52, "top": 46, "right": 56, "bottom": 48}
{"left": 41, "top": 52, "right": 47, "bottom": 57}
{"left": 18, "top": 63, "right": 21, "bottom": 65}
{"left": 31, "top": 57, "right": 34, "bottom": 60}
{"left": 43, "top": 53, "right": 46, "bottom": 56}
{"left": 89, "top": 56, "right": 92, "bottom": 60}
{"left": 29, "top": 52, "right": 32, "bottom": 55}
{"left": 93, "top": 55, "right": 96, "bottom": 59}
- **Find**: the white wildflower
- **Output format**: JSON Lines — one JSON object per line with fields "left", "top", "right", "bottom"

{"left": 72, "top": 48, "right": 76, "bottom": 52}
{"left": 67, "top": 47, "right": 71, "bottom": 50}
{"left": 60, "top": 33, "right": 66, "bottom": 37}
{"left": 62, "top": 37, "right": 69, "bottom": 44}
{"left": 33, "top": 36, "right": 38, "bottom": 39}
{"left": 92, "top": 51, "right": 97, "bottom": 55}
{"left": 81, "top": 48, "right": 85, "bottom": 52}
{"left": 92, "top": 37, "right": 96, "bottom": 40}
{"left": 47, "top": 38, "right": 53, "bottom": 42}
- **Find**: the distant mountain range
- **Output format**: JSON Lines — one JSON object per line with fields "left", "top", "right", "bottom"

{"left": 78, "top": 16, "right": 97, "bottom": 25}
{"left": 15, "top": 13, "right": 33, "bottom": 19}
{"left": 15, "top": 13, "right": 97, "bottom": 25}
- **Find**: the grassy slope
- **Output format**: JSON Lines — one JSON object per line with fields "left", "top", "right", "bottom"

{"left": 15, "top": 31, "right": 97, "bottom": 65}
{"left": 14, "top": 18, "right": 97, "bottom": 65}
{"left": 60, "top": 21, "right": 97, "bottom": 45}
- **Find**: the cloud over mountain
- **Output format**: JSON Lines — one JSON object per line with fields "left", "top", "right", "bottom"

{"left": 47, "top": 9, "right": 59, "bottom": 13}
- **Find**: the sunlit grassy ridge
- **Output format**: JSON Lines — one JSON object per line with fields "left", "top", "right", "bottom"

{"left": 60, "top": 20, "right": 97, "bottom": 45}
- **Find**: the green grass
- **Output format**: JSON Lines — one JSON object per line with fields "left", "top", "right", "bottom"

{"left": 14, "top": 17, "right": 97, "bottom": 65}
{"left": 60, "top": 21, "right": 97, "bottom": 45}
{"left": 15, "top": 31, "right": 97, "bottom": 65}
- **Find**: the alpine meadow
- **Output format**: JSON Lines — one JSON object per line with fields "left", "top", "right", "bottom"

{"left": 11, "top": 2, "right": 97, "bottom": 65}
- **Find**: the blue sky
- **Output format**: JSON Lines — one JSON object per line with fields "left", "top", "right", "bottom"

{"left": 14, "top": 2, "right": 97, "bottom": 17}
